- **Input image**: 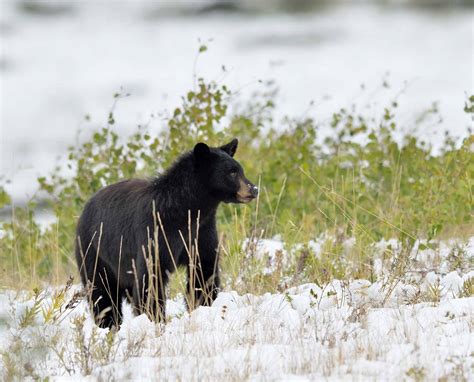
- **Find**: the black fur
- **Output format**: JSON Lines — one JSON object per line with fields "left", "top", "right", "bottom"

{"left": 75, "top": 139, "right": 257, "bottom": 328}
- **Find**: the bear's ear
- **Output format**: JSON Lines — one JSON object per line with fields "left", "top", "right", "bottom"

{"left": 220, "top": 138, "right": 238, "bottom": 157}
{"left": 194, "top": 142, "right": 210, "bottom": 162}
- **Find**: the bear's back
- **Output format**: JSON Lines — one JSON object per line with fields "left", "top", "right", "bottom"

{"left": 76, "top": 179, "right": 154, "bottom": 261}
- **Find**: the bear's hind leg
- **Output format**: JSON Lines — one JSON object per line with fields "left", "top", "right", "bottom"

{"left": 87, "top": 258, "right": 123, "bottom": 329}
{"left": 132, "top": 257, "right": 168, "bottom": 322}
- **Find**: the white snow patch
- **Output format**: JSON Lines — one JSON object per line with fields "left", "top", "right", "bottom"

{"left": 0, "top": 278, "right": 473, "bottom": 380}
{"left": 1, "top": 236, "right": 473, "bottom": 379}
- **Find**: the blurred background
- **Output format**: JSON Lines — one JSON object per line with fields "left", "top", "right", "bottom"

{"left": 0, "top": 0, "right": 472, "bottom": 205}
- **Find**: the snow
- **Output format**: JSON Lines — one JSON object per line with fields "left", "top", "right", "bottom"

{"left": 242, "top": 236, "right": 286, "bottom": 274}
{"left": 0, "top": 237, "right": 473, "bottom": 380}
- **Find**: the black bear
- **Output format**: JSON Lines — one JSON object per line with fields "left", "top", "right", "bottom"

{"left": 75, "top": 139, "right": 257, "bottom": 328}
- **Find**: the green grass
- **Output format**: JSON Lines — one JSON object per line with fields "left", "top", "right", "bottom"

{"left": 0, "top": 79, "right": 473, "bottom": 291}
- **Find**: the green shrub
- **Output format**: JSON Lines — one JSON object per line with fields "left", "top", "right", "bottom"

{"left": 0, "top": 79, "right": 472, "bottom": 289}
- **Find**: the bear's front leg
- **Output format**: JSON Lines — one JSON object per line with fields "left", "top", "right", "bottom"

{"left": 187, "top": 231, "right": 220, "bottom": 310}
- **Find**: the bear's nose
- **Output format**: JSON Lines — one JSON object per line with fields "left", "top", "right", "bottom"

{"left": 249, "top": 184, "right": 258, "bottom": 198}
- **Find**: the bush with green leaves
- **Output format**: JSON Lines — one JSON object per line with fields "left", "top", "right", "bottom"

{"left": 0, "top": 79, "right": 472, "bottom": 289}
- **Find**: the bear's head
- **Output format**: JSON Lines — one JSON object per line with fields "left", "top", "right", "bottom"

{"left": 194, "top": 138, "right": 258, "bottom": 204}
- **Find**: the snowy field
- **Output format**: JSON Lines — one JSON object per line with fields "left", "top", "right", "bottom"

{"left": 1, "top": 237, "right": 473, "bottom": 380}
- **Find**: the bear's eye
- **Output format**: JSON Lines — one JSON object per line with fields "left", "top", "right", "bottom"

{"left": 229, "top": 169, "right": 238, "bottom": 178}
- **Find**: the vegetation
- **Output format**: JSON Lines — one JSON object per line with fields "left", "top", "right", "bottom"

{"left": 0, "top": 69, "right": 472, "bottom": 382}
{"left": 0, "top": 75, "right": 472, "bottom": 292}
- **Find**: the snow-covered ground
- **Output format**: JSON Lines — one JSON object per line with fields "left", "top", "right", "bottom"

{"left": 0, "top": 237, "right": 473, "bottom": 380}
